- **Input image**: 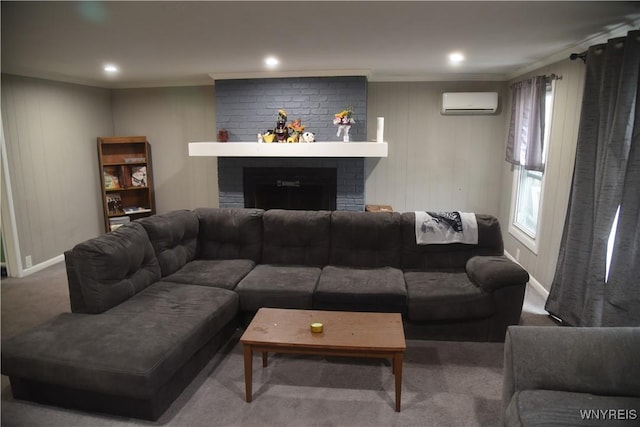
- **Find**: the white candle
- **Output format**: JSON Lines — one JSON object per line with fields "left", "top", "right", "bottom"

{"left": 376, "top": 117, "right": 385, "bottom": 143}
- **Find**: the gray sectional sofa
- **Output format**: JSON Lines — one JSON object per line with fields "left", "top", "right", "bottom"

{"left": 2, "top": 208, "right": 529, "bottom": 420}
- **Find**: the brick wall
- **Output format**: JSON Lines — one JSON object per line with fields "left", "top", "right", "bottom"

{"left": 215, "top": 76, "right": 367, "bottom": 211}
{"left": 216, "top": 76, "right": 367, "bottom": 142}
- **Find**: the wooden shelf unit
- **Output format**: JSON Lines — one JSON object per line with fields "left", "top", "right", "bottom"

{"left": 97, "top": 136, "right": 156, "bottom": 232}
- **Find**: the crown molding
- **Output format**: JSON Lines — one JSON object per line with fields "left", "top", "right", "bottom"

{"left": 506, "top": 19, "right": 640, "bottom": 81}
{"left": 208, "top": 69, "right": 372, "bottom": 83}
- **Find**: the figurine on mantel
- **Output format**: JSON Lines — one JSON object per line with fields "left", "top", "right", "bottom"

{"left": 286, "top": 118, "right": 305, "bottom": 142}
{"left": 333, "top": 108, "right": 355, "bottom": 142}
{"left": 260, "top": 110, "right": 314, "bottom": 143}
{"left": 260, "top": 130, "right": 276, "bottom": 143}
{"left": 274, "top": 109, "right": 289, "bottom": 142}
{"left": 301, "top": 131, "right": 315, "bottom": 142}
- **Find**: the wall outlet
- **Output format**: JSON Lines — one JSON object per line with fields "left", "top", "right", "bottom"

{"left": 25, "top": 255, "right": 33, "bottom": 268}
{"left": 515, "top": 248, "right": 521, "bottom": 261}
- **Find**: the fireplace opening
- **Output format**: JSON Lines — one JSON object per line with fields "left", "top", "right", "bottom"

{"left": 243, "top": 167, "right": 337, "bottom": 210}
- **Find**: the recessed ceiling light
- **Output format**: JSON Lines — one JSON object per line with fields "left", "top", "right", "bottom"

{"left": 264, "top": 56, "right": 279, "bottom": 68}
{"left": 448, "top": 52, "right": 465, "bottom": 65}
{"left": 103, "top": 64, "right": 119, "bottom": 73}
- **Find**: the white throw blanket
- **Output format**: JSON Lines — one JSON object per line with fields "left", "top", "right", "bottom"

{"left": 415, "top": 211, "right": 478, "bottom": 245}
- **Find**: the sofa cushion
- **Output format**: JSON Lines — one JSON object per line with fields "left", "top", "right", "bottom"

{"left": 329, "top": 211, "right": 402, "bottom": 268}
{"left": 162, "top": 259, "right": 255, "bottom": 290}
{"left": 505, "top": 389, "right": 640, "bottom": 427}
{"left": 466, "top": 256, "right": 529, "bottom": 292}
{"left": 195, "top": 208, "right": 263, "bottom": 262}
{"left": 405, "top": 271, "right": 495, "bottom": 321}
{"left": 64, "top": 221, "right": 161, "bottom": 314}
{"left": 262, "top": 209, "right": 331, "bottom": 266}
{"left": 235, "top": 264, "right": 321, "bottom": 311}
{"left": 138, "top": 210, "right": 199, "bottom": 277}
{"left": 1, "top": 282, "right": 238, "bottom": 400}
{"left": 401, "top": 213, "right": 504, "bottom": 270}
{"left": 314, "top": 265, "right": 406, "bottom": 313}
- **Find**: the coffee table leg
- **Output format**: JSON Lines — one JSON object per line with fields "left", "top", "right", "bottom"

{"left": 243, "top": 344, "right": 253, "bottom": 403}
{"left": 394, "top": 353, "right": 403, "bottom": 412}
{"left": 262, "top": 351, "right": 268, "bottom": 367}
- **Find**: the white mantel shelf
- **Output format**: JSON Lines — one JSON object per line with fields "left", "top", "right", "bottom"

{"left": 188, "top": 141, "right": 388, "bottom": 158}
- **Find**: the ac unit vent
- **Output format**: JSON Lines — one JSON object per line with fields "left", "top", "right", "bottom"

{"left": 441, "top": 92, "right": 498, "bottom": 115}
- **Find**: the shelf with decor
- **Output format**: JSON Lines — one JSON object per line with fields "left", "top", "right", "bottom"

{"left": 98, "top": 136, "right": 156, "bottom": 232}
{"left": 187, "top": 141, "right": 388, "bottom": 158}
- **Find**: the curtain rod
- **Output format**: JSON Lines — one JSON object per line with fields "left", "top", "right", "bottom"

{"left": 511, "top": 74, "right": 562, "bottom": 87}
{"left": 570, "top": 52, "right": 587, "bottom": 63}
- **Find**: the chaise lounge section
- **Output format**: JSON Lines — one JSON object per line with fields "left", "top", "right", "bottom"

{"left": 2, "top": 221, "right": 240, "bottom": 419}
{"left": 2, "top": 207, "right": 529, "bottom": 420}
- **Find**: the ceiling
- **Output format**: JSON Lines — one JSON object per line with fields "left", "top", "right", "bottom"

{"left": 2, "top": 1, "right": 639, "bottom": 88}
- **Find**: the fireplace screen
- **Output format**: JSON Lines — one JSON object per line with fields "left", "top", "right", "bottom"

{"left": 243, "top": 167, "right": 337, "bottom": 211}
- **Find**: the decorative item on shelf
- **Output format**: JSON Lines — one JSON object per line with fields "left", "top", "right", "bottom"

{"left": 376, "top": 117, "right": 385, "bottom": 143}
{"left": 130, "top": 165, "right": 147, "bottom": 187}
{"left": 262, "top": 130, "right": 276, "bottom": 143}
{"left": 274, "top": 109, "right": 289, "bottom": 142}
{"left": 301, "top": 131, "right": 315, "bottom": 142}
{"left": 109, "top": 216, "right": 130, "bottom": 231}
{"left": 123, "top": 207, "right": 152, "bottom": 214}
{"left": 106, "top": 193, "right": 124, "bottom": 215}
{"left": 124, "top": 157, "right": 146, "bottom": 163}
{"left": 333, "top": 108, "right": 355, "bottom": 142}
{"left": 103, "top": 166, "right": 121, "bottom": 189}
{"left": 286, "top": 118, "right": 305, "bottom": 143}
{"left": 217, "top": 128, "right": 229, "bottom": 142}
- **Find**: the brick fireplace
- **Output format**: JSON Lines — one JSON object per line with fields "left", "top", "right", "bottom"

{"left": 215, "top": 76, "right": 367, "bottom": 211}
{"left": 218, "top": 157, "right": 364, "bottom": 211}
{"left": 243, "top": 166, "right": 337, "bottom": 210}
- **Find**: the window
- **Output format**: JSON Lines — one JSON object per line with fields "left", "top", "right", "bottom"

{"left": 509, "top": 83, "right": 554, "bottom": 252}
{"left": 514, "top": 168, "right": 543, "bottom": 236}
{"left": 605, "top": 205, "right": 620, "bottom": 283}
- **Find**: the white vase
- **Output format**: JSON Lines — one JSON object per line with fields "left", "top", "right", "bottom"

{"left": 335, "top": 123, "right": 352, "bottom": 142}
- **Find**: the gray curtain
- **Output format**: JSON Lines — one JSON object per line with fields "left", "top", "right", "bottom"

{"left": 546, "top": 30, "right": 640, "bottom": 327}
{"left": 505, "top": 75, "right": 549, "bottom": 172}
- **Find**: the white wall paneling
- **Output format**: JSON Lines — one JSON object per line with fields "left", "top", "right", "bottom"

{"left": 1, "top": 74, "right": 112, "bottom": 271}
{"left": 111, "top": 86, "right": 219, "bottom": 213}
{"left": 366, "top": 81, "right": 508, "bottom": 216}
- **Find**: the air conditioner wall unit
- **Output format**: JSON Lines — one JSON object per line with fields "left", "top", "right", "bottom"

{"left": 441, "top": 92, "right": 498, "bottom": 115}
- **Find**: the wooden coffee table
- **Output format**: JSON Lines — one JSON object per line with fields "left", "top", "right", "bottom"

{"left": 240, "top": 308, "right": 406, "bottom": 411}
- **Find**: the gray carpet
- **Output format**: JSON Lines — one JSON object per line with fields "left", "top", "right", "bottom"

{"left": 1, "top": 261, "right": 556, "bottom": 427}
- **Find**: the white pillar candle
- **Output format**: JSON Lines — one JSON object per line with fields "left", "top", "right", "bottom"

{"left": 376, "top": 117, "right": 385, "bottom": 143}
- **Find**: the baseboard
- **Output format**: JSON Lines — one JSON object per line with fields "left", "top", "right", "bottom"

{"left": 503, "top": 250, "right": 549, "bottom": 300}
{"left": 527, "top": 275, "right": 549, "bottom": 299}
{"left": 19, "top": 254, "right": 65, "bottom": 278}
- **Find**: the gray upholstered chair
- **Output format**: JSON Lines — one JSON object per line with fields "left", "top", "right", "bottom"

{"left": 502, "top": 325, "right": 640, "bottom": 426}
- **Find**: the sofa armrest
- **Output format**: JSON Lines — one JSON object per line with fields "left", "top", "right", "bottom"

{"left": 502, "top": 326, "right": 640, "bottom": 416}
{"left": 466, "top": 256, "right": 529, "bottom": 292}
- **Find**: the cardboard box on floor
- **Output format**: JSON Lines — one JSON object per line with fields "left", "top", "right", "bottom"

{"left": 365, "top": 204, "right": 393, "bottom": 212}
